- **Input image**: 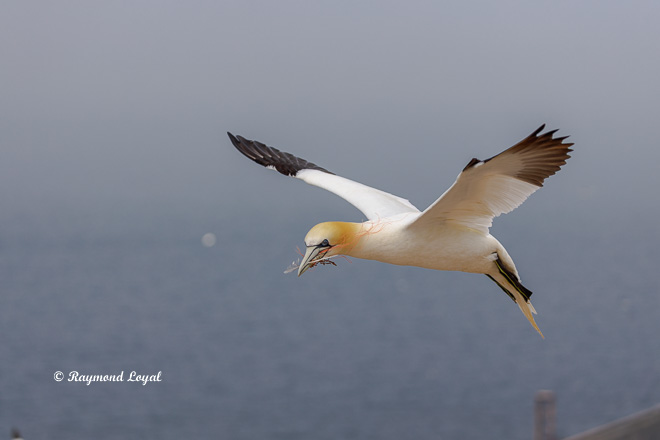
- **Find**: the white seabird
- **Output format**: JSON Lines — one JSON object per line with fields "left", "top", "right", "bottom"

{"left": 228, "top": 125, "right": 573, "bottom": 337}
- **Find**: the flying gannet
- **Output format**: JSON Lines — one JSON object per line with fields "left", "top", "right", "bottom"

{"left": 228, "top": 125, "right": 573, "bottom": 337}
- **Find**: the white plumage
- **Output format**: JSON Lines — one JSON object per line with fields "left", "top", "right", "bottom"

{"left": 228, "top": 125, "right": 573, "bottom": 337}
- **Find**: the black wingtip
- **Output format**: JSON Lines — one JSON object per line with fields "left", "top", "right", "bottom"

{"left": 532, "top": 124, "right": 546, "bottom": 136}
{"left": 227, "top": 132, "right": 334, "bottom": 176}
{"left": 227, "top": 132, "right": 239, "bottom": 145}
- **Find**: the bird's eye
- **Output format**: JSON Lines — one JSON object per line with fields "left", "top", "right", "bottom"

{"left": 320, "top": 239, "right": 330, "bottom": 247}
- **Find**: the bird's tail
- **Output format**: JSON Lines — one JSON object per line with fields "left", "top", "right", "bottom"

{"left": 486, "top": 258, "right": 544, "bottom": 338}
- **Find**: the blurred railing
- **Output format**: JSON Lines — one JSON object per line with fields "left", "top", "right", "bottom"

{"left": 533, "top": 390, "right": 660, "bottom": 440}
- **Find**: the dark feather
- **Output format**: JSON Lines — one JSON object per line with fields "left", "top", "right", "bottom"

{"left": 228, "top": 132, "right": 333, "bottom": 177}
{"left": 480, "top": 124, "right": 574, "bottom": 187}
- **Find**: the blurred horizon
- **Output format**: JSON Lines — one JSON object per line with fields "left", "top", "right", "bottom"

{"left": 1, "top": 1, "right": 659, "bottom": 439}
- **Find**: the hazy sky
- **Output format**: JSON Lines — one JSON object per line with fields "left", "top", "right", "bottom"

{"left": 1, "top": 1, "right": 659, "bottom": 239}
{"left": 2, "top": 3, "right": 660, "bottom": 438}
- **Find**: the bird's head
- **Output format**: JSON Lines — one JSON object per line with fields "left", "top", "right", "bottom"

{"left": 298, "top": 221, "right": 361, "bottom": 276}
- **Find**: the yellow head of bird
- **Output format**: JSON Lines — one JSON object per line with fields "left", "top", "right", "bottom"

{"left": 298, "top": 222, "right": 361, "bottom": 276}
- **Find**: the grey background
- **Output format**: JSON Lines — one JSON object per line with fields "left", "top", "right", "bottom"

{"left": 1, "top": 1, "right": 659, "bottom": 439}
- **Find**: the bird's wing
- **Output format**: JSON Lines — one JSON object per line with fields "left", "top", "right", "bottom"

{"left": 408, "top": 125, "right": 573, "bottom": 234}
{"left": 228, "top": 133, "right": 419, "bottom": 220}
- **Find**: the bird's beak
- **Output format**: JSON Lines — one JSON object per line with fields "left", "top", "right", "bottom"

{"left": 298, "top": 245, "right": 327, "bottom": 277}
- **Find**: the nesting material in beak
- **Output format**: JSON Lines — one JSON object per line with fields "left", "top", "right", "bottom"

{"left": 297, "top": 245, "right": 330, "bottom": 276}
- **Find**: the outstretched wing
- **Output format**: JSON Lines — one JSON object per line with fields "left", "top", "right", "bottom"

{"left": 228, "top": 133, "right": 419, "bottom": 220}
{"left": 409, "top": 125, "right": 573, "bottom": 234}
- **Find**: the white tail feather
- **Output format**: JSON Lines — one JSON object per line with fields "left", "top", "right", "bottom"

{"left": 510, "top": 288, "right": 543, "bottom": 338}
{"left": 488, "top": 270, "right": 544, "bottom": 338}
